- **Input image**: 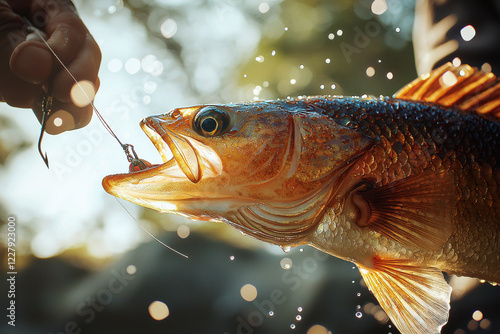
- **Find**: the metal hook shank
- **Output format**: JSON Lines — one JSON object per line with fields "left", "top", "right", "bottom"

{"left": 38, "top": 94, "right": 53, "bottom": 168}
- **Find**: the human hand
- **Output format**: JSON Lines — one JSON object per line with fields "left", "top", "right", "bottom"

{"left": 0, "top": 0, "right": 101, "bottom": 134}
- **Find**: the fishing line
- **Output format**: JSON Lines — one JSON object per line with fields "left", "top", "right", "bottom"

{"left": 24, "top": 19, "right": 188, "bottom": 259}
{"left": 24, "top": 18, "right": 146, "bottom": 168}
{"left": 114, "top": 198, "right": 189, "bottom": 259}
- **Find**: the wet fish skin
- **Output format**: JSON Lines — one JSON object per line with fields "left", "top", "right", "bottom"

{"left": 103, "top": 64, "right": 500, "bottom": 334}
{"left": 304, "top": 95, "right": 500, "bottom": 282}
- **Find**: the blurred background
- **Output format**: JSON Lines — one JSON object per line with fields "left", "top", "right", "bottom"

{"left": 1, "top": 0, "right": 498, "bottom": 333}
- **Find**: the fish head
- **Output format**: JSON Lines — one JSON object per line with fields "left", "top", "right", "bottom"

{"left": 102, "top": 99, "right": 372, "bottom": 246}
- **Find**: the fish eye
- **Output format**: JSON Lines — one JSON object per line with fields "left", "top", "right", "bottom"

{"left": 193, "top": 106, "right": 231, "bottom": 137}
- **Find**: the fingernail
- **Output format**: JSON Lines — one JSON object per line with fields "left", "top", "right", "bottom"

{"left": 11, "top": 45, "right": 52, "bottom": 84}
{"left": 45, "top": 110, "right": 76, "bottom": 135}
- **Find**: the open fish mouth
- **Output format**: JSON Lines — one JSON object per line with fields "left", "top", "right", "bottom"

{"left": 140, "top": 116, "right": 201, "bottom": 182}
{"left": 136, "top": 116, "right": 223, "bottom": 183}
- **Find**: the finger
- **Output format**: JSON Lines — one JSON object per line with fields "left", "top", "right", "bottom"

{"left": 0, "top": 1, "right": 47, "bottom": 107}
{"left": 51, "top": 32, "right": 101, "bottom": 102}
{"left": 9, "top": 36, "right": 53, "bottom": 84}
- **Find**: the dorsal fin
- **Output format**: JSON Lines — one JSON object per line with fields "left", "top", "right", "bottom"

{"left": 394, "top": 63, "right": 500, "bottom": 118}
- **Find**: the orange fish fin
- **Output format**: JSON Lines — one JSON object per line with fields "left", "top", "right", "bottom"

{"left": 358, "top": 170, "right": 455, "bottom": 251}
{"left": 357, "top": 257, "right": 452, "bottom": 334}
{"left": 394, "top": 62, "right": 500, "bottom": 118}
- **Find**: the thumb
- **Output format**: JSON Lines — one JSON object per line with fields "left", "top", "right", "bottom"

{"left": 10, "top": 29, "right": 53, "bottom": 84}
{"left": 0, "top": 1, "right": 51, "bottom": 107}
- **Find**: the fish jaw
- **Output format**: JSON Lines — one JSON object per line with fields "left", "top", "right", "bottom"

{"left": 102, "top": 114, "right": 224, "bottom": 214}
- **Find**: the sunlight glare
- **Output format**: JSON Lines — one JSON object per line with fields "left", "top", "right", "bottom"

{"left": 70, "top": 80, "right": 96, "bottom": 107}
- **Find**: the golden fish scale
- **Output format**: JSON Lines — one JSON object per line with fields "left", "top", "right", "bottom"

{"left": 309, "top": 97, "right": 500, "bottom": 282}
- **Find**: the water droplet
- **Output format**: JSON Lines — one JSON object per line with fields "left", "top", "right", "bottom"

{"left": 356, "top": 305, "right": 361, "bottom": 310}
{"left": 300, "top": 64, "right": 304, "bottom": 69}
{"left": 284, "top": 27, "right": 289, "bottom": 31}
{"left": 290, "top": 324, "right": 296, "bottom": 329}
{"left": 255, "top": 55, "right": 265, "bottom": 63}
{"left": 296, "top": 315, "right": 302, "bottom": 321}
{"left": 395, "top": 27, "right": 400, "bottom": 33}
{"left": 298, "top": 307, "right": 303, "bottom": 312}
{"left": 290, "top": 78, "right": 297, "bottom": 85}
{"left": 243, "top": 74, "right": 247, "bottom": 78}
{"left": 355, "top": 312, "right": 363, "bottom": 318}
{"left": 281, "top": 246, "right": 291, "bottom": 253}
{"left": 328, "top": 33, "right": 335, "bottom": 40}
{"left": 352, "top": 280, "right": 356, "bottom": 284}
{"left": 356, "top": 292, "right": 361, "bottom": 297}
{"left": 229, "top": 255, "right": 235, "bottom": 261}
{"left": 386, "top": 72, "right": 393, "bottom": 80}
{"left": 460, "top": 25, "right": 476, "bottom": 41}
{"left": 325, "top": 58, "right": 331, "bottom": 64}
{"left": 269, "top": 311, "right": 274, "bottom": 316}
{"left": 299, "top": 248, "right": 304, "bottom": 252}
{"left": 320, "top": 84, "right": 325, "bottom": 90}
{"left": 271, "top": 50, "right": 276, "bottom": 56}
{"left": 336, "top": 29, "right": 343, "bottom": 36}
{"left": 330, "top": 84, "right": 336, "bottom": 90}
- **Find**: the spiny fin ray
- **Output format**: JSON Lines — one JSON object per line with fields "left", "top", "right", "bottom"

{"left": 394, "top": 63, "right": 500, "bottom": 118}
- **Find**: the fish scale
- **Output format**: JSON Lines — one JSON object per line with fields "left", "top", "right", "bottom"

{"left": 311, "top": 97, "right": 500, "bottom": 279}
{"left": 103, "top": 63, "right": 500, "bottom": 334}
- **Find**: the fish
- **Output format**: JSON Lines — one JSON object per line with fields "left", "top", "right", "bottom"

{"left": 102, "top": 63, "right": 500, "bottom": 334}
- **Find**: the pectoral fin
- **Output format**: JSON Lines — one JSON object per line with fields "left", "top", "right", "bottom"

{"left": 354, "top": 170, "right": 455, "bottom": 251}
{"left": 357, "top": 257, "right": 452, "bottom": 334}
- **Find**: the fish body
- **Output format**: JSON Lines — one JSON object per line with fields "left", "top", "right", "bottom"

{"left": 103, "top": 64, "right": 500, "bottom": 334}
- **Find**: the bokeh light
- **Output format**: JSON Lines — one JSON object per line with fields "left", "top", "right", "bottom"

{"left": 148, "top": 301, "right": 170, "bottom": 320}
{"left": 160, "top": 18, "right": 177, "bottom": 38}
{"left": 371, "top": 0, "right": 388, "bottom": 15}
{"left": 177, "top": 225, "right": 190, "bottom": 239}
{"left": 70, "top": 80, "right": 96, "bottom": 107}
{"left": 460, "top": 25, "right": 476, "bottom": 41}
{"left": 240, "top": 284, "right": 258, "bottom": 302}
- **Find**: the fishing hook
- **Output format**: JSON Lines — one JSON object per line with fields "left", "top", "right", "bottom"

{"left": 38, "top": 93, "right": 53, "bottom": 168}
